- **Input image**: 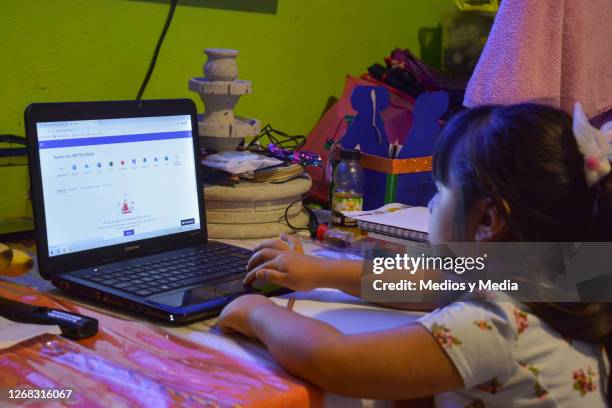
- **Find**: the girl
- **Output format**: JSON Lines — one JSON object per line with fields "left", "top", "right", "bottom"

{"left": 217, "top": 103, "right": 611, "bottom": 407}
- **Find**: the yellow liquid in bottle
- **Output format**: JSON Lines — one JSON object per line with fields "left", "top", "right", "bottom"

{"left": 331, "top": 191, "right": 364, "bottom": 235}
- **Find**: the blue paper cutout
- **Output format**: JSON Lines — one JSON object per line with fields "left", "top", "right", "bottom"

{"left": 395, "top": 91, "right": 449, "bottom": 208}
{"left": 397, "top": 91, "right": 449, "bottom": 159}
{"left": 340, "top": 86, "right": 390, "bottom": 158}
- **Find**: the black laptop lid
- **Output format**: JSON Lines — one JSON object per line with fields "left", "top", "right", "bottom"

{"left": 25, "top": 99, "right": 207, "bottom": 279}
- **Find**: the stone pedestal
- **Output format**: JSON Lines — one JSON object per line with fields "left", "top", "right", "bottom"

{"left": 204, "top": 177, "right": 311, "bottom": 239}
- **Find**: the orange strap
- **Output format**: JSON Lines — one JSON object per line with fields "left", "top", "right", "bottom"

{"left": 360, "top": 153, "right": 432, "bottom": 175}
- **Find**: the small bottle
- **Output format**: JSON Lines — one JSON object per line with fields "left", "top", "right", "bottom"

{"left": 327, "top": 115, "right": 355, "bottom": 210}
{"left": 331, "top": 149, "right": 364, "bottom": 228}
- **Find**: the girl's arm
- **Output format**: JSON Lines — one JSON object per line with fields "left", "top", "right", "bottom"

{"left": 244, "top": 236, "right": 436, "bottom": 311}
{"left": 218, "top": 295, "right": 463, "bottom": 400}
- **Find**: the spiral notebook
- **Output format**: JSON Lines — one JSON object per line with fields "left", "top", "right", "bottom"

{"left": 342, "top": 203, "right": 429, "bottom": 243}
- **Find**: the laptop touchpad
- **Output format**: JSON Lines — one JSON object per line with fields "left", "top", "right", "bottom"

{"left": 148, "top": 287, "right": 219, "bottom": 308}
{"left": 214, "top": 280, "right": 253, "bottom": 296}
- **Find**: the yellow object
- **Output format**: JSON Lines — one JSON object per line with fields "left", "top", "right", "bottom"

{"left": 0, "top": 243, "right": 13, "bottom": 272}
{"left": 0, "top": 244, "right": 33, "bottom": 277}
{"left": 454, "top": 0, "right": 499, "bottom": 13}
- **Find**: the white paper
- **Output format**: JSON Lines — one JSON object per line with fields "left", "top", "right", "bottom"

{"left": 202, "top": 151, "right": 283, "bottom": 175}
{"left": 0, "top": 316, "right": 61, "bottom": 350}
{"left": 342, "top": 203, "right": 429, "bottom": 233}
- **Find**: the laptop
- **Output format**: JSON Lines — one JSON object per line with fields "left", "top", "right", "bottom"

{"left": 25, "top": 99, "right": 287, "bottom": 323}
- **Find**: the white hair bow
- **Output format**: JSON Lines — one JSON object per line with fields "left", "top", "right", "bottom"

{"left": 573, "top": 103, "right": 612, "bottom": 187}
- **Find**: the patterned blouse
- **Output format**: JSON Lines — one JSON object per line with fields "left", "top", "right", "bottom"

{"left": 418, "top": 300, "right": 609, "bottom": 407}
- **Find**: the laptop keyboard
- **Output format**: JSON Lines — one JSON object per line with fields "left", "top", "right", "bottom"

{"left": 80, "top": 244, "right": 252, "bottom": 297}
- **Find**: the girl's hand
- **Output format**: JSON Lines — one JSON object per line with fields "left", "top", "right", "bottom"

{"left": 244, "top": 249, "right": 327, "bottom": 292}
{"left": 217, "top": 294, "right": 276, "bottom": 338}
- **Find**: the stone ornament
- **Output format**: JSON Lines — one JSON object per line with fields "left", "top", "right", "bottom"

{"left": 189, "top": 48, "right": 261, "bottom": 151}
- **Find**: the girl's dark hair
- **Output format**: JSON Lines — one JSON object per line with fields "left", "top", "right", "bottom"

{"left": 433, "top": 103, "right": 612, "bottom": 403}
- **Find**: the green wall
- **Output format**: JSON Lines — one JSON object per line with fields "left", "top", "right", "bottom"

{"left": 0, "top": 0, "right": 452, "bottom": 219}
{"left": 1, "top": 0, "right": 453, "bottom": 135}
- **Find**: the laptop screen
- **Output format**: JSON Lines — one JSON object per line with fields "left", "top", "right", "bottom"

{"left": 36, "top": 115, "right": 201, "bottom": 257}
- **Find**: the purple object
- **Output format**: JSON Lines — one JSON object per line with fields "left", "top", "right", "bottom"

{"left": 268, "top": 143, "right": 321, "bottom": 166}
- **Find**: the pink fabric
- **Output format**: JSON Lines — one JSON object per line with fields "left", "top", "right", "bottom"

{"left": 464, "top": 0, "right": 612, "bottom": 118}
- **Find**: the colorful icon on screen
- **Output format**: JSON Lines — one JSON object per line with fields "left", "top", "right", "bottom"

{"left": 72, "top": 164, "right": 77, "bottom": 171}
{"left": 143, "top": 158, "right": 147, "bottom": 163}
{"left": 109, "top": 161, "right": 113, "bottom": 167}
{"left": 97, "top": 162, "right": 101, "bottom": 168}
{"left": 120, "top": 160, "right": 125, "bottom": 166}
{"left": 132, "top": 159, "right": 137, "bottom": 164}
{"left": 118, "top": 196, "right": 135, "bottom": 215}
{"left": 164, "top": 156, "right": 169, "bottom": 161}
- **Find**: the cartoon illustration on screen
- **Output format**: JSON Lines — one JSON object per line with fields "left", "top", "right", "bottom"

{"left": 118, "top": 196, "right": 135, "bottom": 214}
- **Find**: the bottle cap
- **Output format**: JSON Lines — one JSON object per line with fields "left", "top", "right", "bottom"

{"left": 315, "top": 223, "right": 329, "bottom": 241}
{"left": 341, "top": 149, "right": 361, "bottom": 160}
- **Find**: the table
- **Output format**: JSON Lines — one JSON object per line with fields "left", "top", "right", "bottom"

{"left": 0, "top": 238, "right": 426, "bottom": 407}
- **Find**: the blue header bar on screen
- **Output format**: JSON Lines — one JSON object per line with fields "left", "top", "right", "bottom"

{"left": 38, "top": 130, "right": 192, "bottom": 149}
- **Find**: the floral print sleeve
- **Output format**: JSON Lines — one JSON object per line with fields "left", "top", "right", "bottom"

{"left": 418, "top": 301, "right": 517, "bottom": 388}
{"left": 418, "top": 300, "right": 608, "bottom": 407}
